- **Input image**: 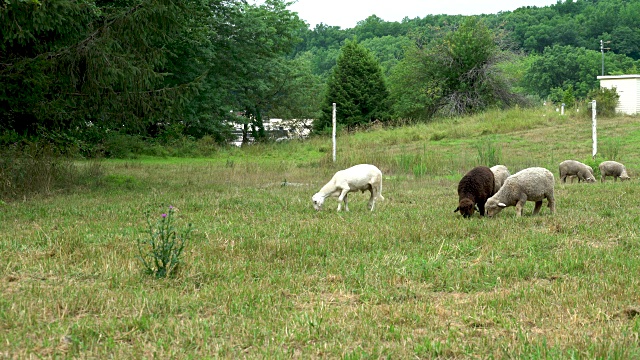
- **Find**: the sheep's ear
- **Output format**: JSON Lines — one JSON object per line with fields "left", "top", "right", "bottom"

{"left": 498, "top": 202, "right": 507, "bottom": 208}
{"left": 453, "top": 207, "right": 459, "bottom": 213}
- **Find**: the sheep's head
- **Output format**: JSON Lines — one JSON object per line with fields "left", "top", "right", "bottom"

{"left": 312, "top": 193, "right": 325, "bottom": 211}
{"left": 454, "top": 198, "right": 476, "bottom": 218}
{"left": 485, "top": 198, "right": 507, "bottom": 217}
{"left": 621, "top": 173, "right": 631, "bottom": 181}
{"left": 584, "top": 175, "right": 596, "bottom": 183}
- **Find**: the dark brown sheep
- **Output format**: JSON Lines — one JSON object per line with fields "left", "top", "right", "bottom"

{"left": 454, "top": 166, "right": 495, "bottom": 218}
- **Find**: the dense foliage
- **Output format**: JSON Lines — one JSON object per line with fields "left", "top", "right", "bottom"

{"left": 2, "top": 0, "right": 640, "bottom": 154}
{"left": 1, "top": 0, "right": 305, "bottom": 150}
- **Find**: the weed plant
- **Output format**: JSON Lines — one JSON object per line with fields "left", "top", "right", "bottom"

{"left": 137, "top": 206, "right": 192, "bottom": 278}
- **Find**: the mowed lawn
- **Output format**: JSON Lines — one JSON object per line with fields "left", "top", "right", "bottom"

{"left": 2, "top": 108, "right": 640, "bottom": 358}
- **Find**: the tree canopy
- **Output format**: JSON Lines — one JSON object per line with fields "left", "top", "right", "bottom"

{"left": 389, "top": 18, "right": 525, "bottom": 119}
{"left": 1, "top": 0, "right": 305, "bottom": 147}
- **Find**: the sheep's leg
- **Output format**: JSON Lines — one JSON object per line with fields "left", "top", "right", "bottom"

{"left": 343, "top": 194, "right": 349, "bottom": 211}
{"left": 368, "top": 188, "right": 375, "bottom": 211}
{"left": 337, "top": 189, "right": 350, "bottom": 211}
{"left": 515, "top": 200, "right": 525, "bottom": 217}
{"left": 478, "top": 202, "right": 485, "bottom": 216}
{"left": 547, "top": 195, "right": 555, "bottom": 214}
{"left": 533, "top": 200, "right": 543, "bottom": 215}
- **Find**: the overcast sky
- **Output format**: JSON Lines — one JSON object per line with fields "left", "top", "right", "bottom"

{"left": 255, "top": 0, "right": 559, "bottom": 29}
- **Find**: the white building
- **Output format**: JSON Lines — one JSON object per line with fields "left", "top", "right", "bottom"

{"left": 597, "top": 75, "right": 640, "bottom": 115}
{"left": 229, "top": 118, "right": 313, "bottom": 146}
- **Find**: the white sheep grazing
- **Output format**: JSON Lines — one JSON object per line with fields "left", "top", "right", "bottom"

{"left": 490, "top": 165, "right": 510, "bottom": 192}
{"left": 599, "top": 161, "right": 631, "bottom": 182}
{"left": 558, "top": 160, "right": 596, "bottom": 183}
{"left": 485, "top": 167, "right": 555, "bottom": 217}
{"left": 312, "top": 164, "right": 384, "bottom": 212}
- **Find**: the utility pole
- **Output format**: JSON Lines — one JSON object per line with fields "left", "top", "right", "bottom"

{"left": 600, "top": 40, "right": 610, "bottom": 76}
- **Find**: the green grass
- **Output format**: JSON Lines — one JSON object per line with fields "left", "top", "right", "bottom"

{"left": 2, "top": 107, "right": 640, "bottom": 358}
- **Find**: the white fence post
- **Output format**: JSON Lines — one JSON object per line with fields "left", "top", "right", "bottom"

{"left": 592, "top": 100, "right": 597, "bottom": 159}
{"left": 561, "top": 103, "right": 565, "bottom": 115}
{"left": 332, "top": 103, "right": 337, "bottom": 163}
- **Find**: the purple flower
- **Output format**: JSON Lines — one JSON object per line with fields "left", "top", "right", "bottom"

{"left": 169, "top": 205, "right": 174, "bottom": 209}
{"left": 162, "top": 213, "right": 167, "bottom": 218}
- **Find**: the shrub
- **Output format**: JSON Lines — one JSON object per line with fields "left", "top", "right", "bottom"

{"left": 582, "top": 87, "right": 619, "bottom": 118}
{"left": 582, "top": 157, "right": 603, "bottom": 178}
{"left": 0, "top": 141, "right": 103, "bottom": 201}
{"left": 101, "top": 133, "right": 146, "bottom": 158}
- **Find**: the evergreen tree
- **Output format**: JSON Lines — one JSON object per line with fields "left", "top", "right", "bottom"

{"left": 315, "top": 39, "right": 389, "bottom": 132}
{"left": 0, "top": 0, "right": 199, "bottom": 143}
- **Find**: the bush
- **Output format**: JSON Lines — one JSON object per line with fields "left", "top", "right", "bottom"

{"left": 581, "top": 157, "right": 603, "bottom": 178}
{"left": 581, "top": 87, "right": 620, "bottom": 118}
{"left": 0, "top": 141, "right": 103, "bottom": 201}
{"left": 101, "top": 133, "right": 146, "bottom": 158}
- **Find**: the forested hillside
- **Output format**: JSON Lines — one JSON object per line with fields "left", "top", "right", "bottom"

{"left": 295, "top": 0, "right": 640, "bottom": 108}
{"left": 1, "top": 0, "right": 639, "bottom": 155}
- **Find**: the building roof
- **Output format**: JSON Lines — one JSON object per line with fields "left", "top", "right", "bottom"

{"left": 597, "top": 74, "right": 640, "bottom": 80}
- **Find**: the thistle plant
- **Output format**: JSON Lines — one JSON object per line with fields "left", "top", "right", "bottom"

{"left": 137, "top": 206, "right": 192, "bottom": 278}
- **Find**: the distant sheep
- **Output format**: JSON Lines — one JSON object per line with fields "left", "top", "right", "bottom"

{"left": 559, "top": 160, "right": 596, "bottom": 183}
{"left": 490, "top": 165, "right": 510, "bottom": 192}
{"left": 599, "top": 161, "right": 630, "bottom": 182}
{"left": 485, "top": 167, "right": 555, "bottom": 217}
{"left": 312, "top": 164, "right": 384, "bottom": 212}
{"left": 454, "top": 166, "right": 495, "bottom": 218}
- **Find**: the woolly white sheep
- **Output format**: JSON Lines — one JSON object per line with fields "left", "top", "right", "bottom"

{"left": 485, "top": 167, "right": 555, "bottom": 217}
{"left": 490, "top": 165, "right": 511, "bottom": 192}
{"left": 312, "top": 164, "right": 384, "bottom": 212}
{"left": 599, "top": 161, "right": 630, "bottom": 182}
{"left": 558, "top": 160, "right": 596, "bottom": 183}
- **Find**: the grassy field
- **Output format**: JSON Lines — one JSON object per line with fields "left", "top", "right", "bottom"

{"left": 2, "top": 107, "right": 640, "bottom": 358}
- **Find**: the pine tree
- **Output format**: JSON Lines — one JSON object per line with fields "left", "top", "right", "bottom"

{"left": 0, "top": 0, "right": 198, "bottom": 140}
{"left": 315, "top": 39, "right": 389, "bottom": 132}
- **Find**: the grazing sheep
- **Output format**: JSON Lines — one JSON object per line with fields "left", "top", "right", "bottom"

{"left": 312, "top": 164, "right": 384, "bottom": 212}
{"left": 490, "top": 165, "right": 511, "bottom": 192}
{"left": 559, "top": 160, "right": 596, "bottom": 183}
{"left": 599, "top": 161, "right": 631, "bottom": 182}
{"left": 485, "top": 167, "right": 555, "bottom": 217}
{"left": 454, "top": 166, "right": 495, "bottom": 218}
